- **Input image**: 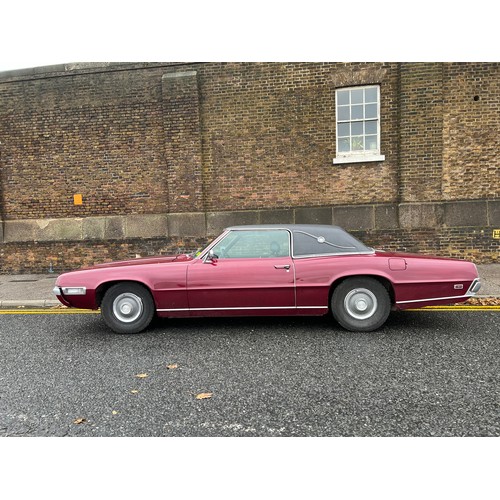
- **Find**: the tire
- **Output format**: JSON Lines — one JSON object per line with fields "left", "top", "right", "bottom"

{"left": 331, "top": 277, "right": 391, "bottom": 332}
{"left": 101, "top": 282, "right": 155, "bottom": 334}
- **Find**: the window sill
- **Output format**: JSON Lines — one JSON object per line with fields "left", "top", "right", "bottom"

{"left": 333, "top": 154, "right": 385, "bottom": 165}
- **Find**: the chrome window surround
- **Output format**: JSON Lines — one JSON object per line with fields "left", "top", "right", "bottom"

{"left": 198, "top": 227, "right": 373, "bottom": 261}
{"left": 203, "top": 228, "right": 292, "bottom": 260}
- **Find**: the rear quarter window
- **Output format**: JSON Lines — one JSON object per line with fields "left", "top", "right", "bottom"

{"left": 292, "top": 228, "right": 369, "bottom": 257}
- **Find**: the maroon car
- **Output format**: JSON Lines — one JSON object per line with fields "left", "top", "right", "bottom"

{"left": 53, "top": 224, "right": 481, "bottom": 334}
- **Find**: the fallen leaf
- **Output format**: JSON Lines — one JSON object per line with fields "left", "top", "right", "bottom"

{"left": 112, "top": 410, "right": 118, "bottom": 415}
{"left": 130, "top": 390, "right": 139, "bottom": 394}
{"left": 73, "top": 418, "right": 86, "bottom": 425}
{"left": 167, "top": 364, "right": 178, "bottom": 370}
{"left": 465, "top": 297, "right": 500, "bottom": 306}
{"left": 195, "top": 392, "right": 213, "bottom": 400}
{"left": 135, "top": 373, "right": 148, "bottom": 378}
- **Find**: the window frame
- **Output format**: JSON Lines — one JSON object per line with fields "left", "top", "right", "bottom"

{"left": 333, "top": 84, "right": 385, "bottom": 165}
{"left": 208, "top": 229, "right": 292, "bottom": 259}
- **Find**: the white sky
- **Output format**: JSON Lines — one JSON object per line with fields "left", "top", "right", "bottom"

{"left": 1, "top": 1, "right": 498, "bottom": 72}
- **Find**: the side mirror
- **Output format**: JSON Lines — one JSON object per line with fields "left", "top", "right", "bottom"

{"left": 205, "top": 249, "right": 218, "bottom": 263}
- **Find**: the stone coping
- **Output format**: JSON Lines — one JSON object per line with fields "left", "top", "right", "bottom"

{"left": 0, "top": 199, "right": 499, "bottom": 244}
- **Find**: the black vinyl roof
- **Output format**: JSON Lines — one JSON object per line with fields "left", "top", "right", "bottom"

{"left": 226, "top": 224, "right": 371, "bottom": 256}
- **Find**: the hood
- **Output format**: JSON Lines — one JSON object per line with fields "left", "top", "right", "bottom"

{"left": 79, "top": 253, "right": 193, "bottom": 270}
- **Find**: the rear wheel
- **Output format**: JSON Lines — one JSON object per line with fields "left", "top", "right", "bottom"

{"left": 101, "top": 282, "right": 155, "bottom": 334}
{"left": 331, "top": 277, "right": 391, "bottom": 332}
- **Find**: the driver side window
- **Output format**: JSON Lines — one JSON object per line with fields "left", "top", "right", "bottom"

{"left": 211, "top": 230, "right": 290, "bottom": 259}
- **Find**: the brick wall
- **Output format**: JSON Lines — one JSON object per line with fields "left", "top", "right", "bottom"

{"left": 0, "top": 65, "right": 171, "bottom": 219}
{"left": 442, "top": 62, "right": 500, "bottom": 200}
{"left": 200, "top": 62, "right": 399, "bottom": 210}
{"left": 0, "top": 62, "right": 498, "bottom": 272}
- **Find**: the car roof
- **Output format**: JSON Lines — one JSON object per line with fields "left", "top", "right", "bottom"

{"left": 226, "top": 224, "right": 344, "bottom": 232}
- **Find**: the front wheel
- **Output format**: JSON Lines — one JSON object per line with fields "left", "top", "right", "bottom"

{"left": 101, "top": 282, "right": 155, "bottom": 334}
{"left": 331, "top": 277, "right": 391, "bottom": 332}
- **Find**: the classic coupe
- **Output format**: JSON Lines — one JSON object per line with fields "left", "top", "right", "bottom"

{"left": 53, "top": 224, "right": 481, "bottom": 334}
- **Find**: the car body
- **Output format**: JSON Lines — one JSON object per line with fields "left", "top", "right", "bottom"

{"left": 53, "top": 224, "right": 481, "bottom": 333}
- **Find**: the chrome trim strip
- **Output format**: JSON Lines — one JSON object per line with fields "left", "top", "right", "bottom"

{"left": 198, "top": 227, "right": 374, "bottom": 261}
{"left": 52, "top": 286, "right": 61, "bottom": 296}
{"left": 200, "top": 228, "right": 293, "bottom": 261}
{"left": 292, "top": 250, "right": 375, "bottom": 259}
{"left": 396, "top": 295, "right": 469, "bottom": 305}
{"left": 157, "top": 305, "right": 328, "bottom": 312}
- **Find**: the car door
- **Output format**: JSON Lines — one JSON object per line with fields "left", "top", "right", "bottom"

{"left": 187, "top": 229, "right": 295, "bottom": 316}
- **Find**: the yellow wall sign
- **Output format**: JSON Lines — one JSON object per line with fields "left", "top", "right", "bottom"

{"left": 74, "top": 194, "right": 83, "bottom": 205}
{"left": 493, "top": 229, "right": 500, "bottom": 239}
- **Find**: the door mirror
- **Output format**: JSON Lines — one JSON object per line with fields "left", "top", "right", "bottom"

{"left": 205, "top": 249, "right": 218, "bottom": 263}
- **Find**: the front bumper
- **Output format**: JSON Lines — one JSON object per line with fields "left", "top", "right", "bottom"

{"left": 53, "top": 286, "right": 87, "bottom": 296}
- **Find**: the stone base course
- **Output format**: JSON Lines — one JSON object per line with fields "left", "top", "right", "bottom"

{"left": 0, "top": 199, "right": 498, "bottom": 273}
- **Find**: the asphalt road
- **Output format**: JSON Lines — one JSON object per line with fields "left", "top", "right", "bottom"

{"left": 0, "top": 310, "right": 498, "bottom": 437}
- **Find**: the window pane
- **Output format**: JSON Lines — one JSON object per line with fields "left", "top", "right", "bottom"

{"left": 365, "top": 135, "right": 378, "bottom": 150}
{"left": 293, "top": 227, "right": 370, "bottom": 256}
{"left": 212, "top": 230, "right": 289, "bottom": 258}
{"left": 351, "top": 105, "right": 363, "bottom": 120}
{"left": 337, "top": 105, "right": 350, "bottom": 121}
{"left": 351, "top": 122, "right": 363, "bottom": 136}
{"left": 338, "top": 122, "right": 350, "bottom": 137}
{"left": 337, "top": 90, "right": 350, "bottom": 106}
{"left": 365, "top": 87, "right": 378, "bottom": 103}
{"left": 338, "top": 137, "right": 350, "bottom": 152}
{"left": 352, "top": 136, "right": 364, "bottom": 151}
{"left": 365, "top": 120, "right": 377, "bottom": 134}
{"left": 351, "top": 88, "right": 363, "bottom": 104}
{"left": 365, "top": 103, "right": 377, "bottom": 119}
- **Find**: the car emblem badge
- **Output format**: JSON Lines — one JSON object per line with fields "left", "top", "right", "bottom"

{"left": 454, "top": 284, "right": 464, "bottom": 290}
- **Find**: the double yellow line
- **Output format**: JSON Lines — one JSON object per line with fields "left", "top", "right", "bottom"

{"left": 0, "top": 309, "right": 100, "bottom": 315}
{"left": 0, "top": 306, "right": 499, "bottom": 315}
{"left": 406, "top": 305, "right": 500, "bottom": 312}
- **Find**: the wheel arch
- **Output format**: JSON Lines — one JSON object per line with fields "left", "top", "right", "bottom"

{"left": 95, "top": 279, "right": 155, "bottom": 309}
{"left": 328, "top": 274, "right": 396, "bottom": 309}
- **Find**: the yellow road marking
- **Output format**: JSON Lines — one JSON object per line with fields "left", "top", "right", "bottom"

{"left": 0, "top": 309, "right": 100, "bottom": 315}
{"left": 0, "top": 306, "right": 499, "bottom": 316}
{"left": 406, "top": 306, "right": 500, "bottom": 311}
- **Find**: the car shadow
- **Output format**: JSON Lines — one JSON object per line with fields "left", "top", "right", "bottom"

{"left": 66, "top": 309, "right": 463, "bottom": 342}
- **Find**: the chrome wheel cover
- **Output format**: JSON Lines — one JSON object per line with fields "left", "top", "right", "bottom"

{"left": 112, "top": 293, "right": 143, "bottom": 323}
{"left": 344, "top": 288, "right": 378, "bottom": 320}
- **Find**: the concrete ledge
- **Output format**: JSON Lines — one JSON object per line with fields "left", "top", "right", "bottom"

{"left": 375, "top": 204, "right": 399, "bottom": 229}
{"left": 399, "top": 203, "right": 443, "bottom": 229}
{"left": 259, "top": 209, "right": 295, "bottom": 225}
{"left": 1, "top": 199, "right": 498, "bottom": 244}
{"left": 126, "top": 214, "right": 168, "bottom": 238}
{"left": 295, "top": 207, "right": 333, "bottom": 225}
{"left": 443, "top": 201, "right": 488, "bottom": 227}
{"left": 168, "top": 213, "right": 206, "bottom": 237}
{"left": 83, "top": 217, "right": 106, "bottom": 240}
{"left": 0, "top": 299, "right": 61, "bottom": 308}
{"left": 488, "top": 200, "right": 500, "bottom": 226}
{"left": 207, "top": 211, "right": 260, "bottom": 235}
{"left": 333, "top": 205, "right": 374, "bottom": 230}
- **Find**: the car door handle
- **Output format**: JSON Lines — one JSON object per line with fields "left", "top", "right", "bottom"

{"left": 274, "top": 265, "right": 290, "bottom": 270}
